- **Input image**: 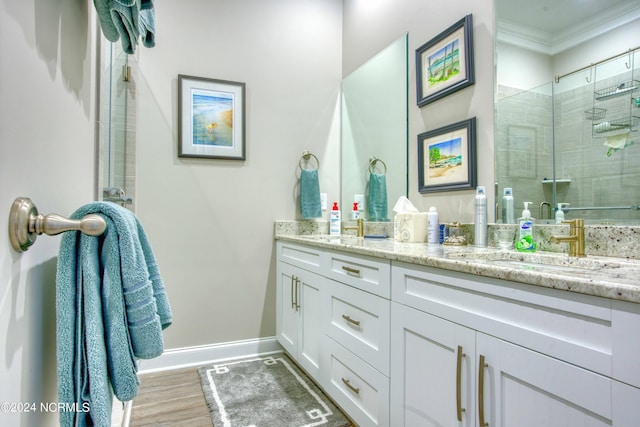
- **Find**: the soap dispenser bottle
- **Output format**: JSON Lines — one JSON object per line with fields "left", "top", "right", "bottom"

{"left": 330, "top": 202, "right": 341, "bottom": 236}
{"left": 351, "top": 202, "right": 360, "bottom": 220}
{"left": 516, "top": 202, "right": 537, "bottom": 252}
{"left": 427, "top": 206, "right": 439, "bottom": 244}
{"left": 555, "top": 203, "right": 569, "bottom": 224}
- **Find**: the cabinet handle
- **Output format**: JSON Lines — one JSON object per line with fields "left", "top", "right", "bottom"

{"left": 341, "top": 265, "right": 361, "bottom": 277}
{"left": 342, "top": 314, "right": 361, "bottom": 327}
{"left": 295, "top": 277, "right": 300, "bottom": 311}
{"left": 290, "top": 275, "right": 296, "bottom": 309}
{"left": 478, "top": 354, "right": 489, "bottom": 427}
{"left": 341, "top": 377, "right": 360, "bottom": 395}
{"left": 456, "top": 345, "right": 466, "bottom": 422}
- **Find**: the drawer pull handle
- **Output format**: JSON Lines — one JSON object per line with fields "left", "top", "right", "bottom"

{"left": 478, "top": 354, "right": 489, "bottom": 427}
{"left": 341, "top": 378, "right": 360, "bottom": 395}
{"left": 456, "top": 345, "right": 466, "bottom": 422}
{"left": 290, "top": 276, "right": 296, "bottom": 309}
{"left": 341, "top": 265, "right": 361, "bottom": 277}
{"left": 342, "top": 314, "right": 361, "bottom": 327}
{"left": 295, "top": 277, "right": 300, "bottom": 311}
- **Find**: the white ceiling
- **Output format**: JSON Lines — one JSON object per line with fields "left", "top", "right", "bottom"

{"left": 496, "top": 0, "right": 640, "bottom": 55}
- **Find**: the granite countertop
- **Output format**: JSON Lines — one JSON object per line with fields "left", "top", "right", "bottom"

{"left": 275, "top": 234, "right": 640, "bottom": 304}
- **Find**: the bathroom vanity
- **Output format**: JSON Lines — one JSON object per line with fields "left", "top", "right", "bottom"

{"left": 275, "top": 233, "right": 640, "bottom": 427}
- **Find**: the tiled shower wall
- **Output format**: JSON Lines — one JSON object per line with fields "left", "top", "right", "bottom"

{"left": 98, "top": 42, "right": 137, "bottom": 211}
{"left": 496, "top": 74, "right": 640, "bottom": 224}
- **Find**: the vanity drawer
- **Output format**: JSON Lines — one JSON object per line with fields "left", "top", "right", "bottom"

{"left": 322, "top": 336, "right": 390, "bottom": 427}
{"left": 323, "top": 250, "right": 391, "bottom": 298}
{"left": 324, "top": 279, "right": 390, "bottom": 375}
{"left": 277, "top": 241, "right": 322, "bottom": 273}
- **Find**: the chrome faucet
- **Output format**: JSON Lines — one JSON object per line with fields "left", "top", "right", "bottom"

{"left": 343, "top": 218, "right": 364, "bottom": 237}
{"left": 550, "top": 219, "right": 585, "bottom": 257}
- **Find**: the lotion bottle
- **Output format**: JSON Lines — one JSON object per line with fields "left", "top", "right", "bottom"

{"left": 474, "top": 186, "right": 487, "bottom": 247}
{"left": 427, "top": 206, "right": 439, "bottom": 244}
{"left": 330, "top": 202, "right": 341, "bottom": 236}
{"left": 351, "top": 202, "right": 360, "bottom": 220}
{"left": 555, "top": 203, "right": 568, "bottom": 224}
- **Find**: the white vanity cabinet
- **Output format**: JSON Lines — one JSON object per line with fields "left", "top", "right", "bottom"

{"left": 320, "top": 252, "right": 391, "bottom": 427}
{"left": 391, "top": 261, "right": 640, "bottom": 427}
{"left": 276, "top": 241, "right": 391, "bottom": 427}
{"left": 276, "top": 239, "right": 640, "bottom": 427}
{"left": 276, "top": 242, "right": 325, "bottom": 379}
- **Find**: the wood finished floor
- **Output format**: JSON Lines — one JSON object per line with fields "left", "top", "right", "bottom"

{"left": 129, "top": 367, "right": 212, "bottom": 426}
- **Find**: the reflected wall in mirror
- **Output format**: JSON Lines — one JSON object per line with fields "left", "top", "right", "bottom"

{"left": 341, "top": 34, "right": 408, "bottom": 221}
{"left": 495, "top": 0, "right": 640, "bottom": 224}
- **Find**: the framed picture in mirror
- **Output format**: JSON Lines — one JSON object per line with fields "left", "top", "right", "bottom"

{"left": 178, "top": 74, "right": 246, "bottom": 160}
{"left": 416, "top": 14, "right": 475, "bottom": 107}
{"left": 418, "top": 117, "right": 477, "bottom": 193}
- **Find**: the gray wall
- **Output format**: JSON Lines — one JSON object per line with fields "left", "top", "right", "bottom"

{"left": 136, "top": 0, "right": 343, "bottom": 348}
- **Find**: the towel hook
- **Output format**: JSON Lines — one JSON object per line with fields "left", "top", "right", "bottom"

{"left": 369, "top": 157, "right": 387, "bottom": 174}
{"left": 8, "top": 197, "right": 107, "bottom": 252}
{"left": 299, "top": 150, "right": 320, "bottom": 170}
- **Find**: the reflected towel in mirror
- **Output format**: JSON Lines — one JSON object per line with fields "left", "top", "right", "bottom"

{"left": 369, "top": 172, "right": 388, "bottom": 221}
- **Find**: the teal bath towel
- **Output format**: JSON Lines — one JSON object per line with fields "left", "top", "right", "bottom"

{"left": 94, "top": 0, "right": 153, "bottom": 54}
{"left": 300, "top": 168, "right": 322, "bottom": 219}
{"left": 368, "top": 172, "right": 388, "bottom": 221}
{"left": 56, "top": 202, "right": 172, "bottom": 427}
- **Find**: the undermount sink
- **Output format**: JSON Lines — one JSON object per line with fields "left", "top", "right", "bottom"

{"left": 446, "top": 250, "right": 639, "bottom": 274}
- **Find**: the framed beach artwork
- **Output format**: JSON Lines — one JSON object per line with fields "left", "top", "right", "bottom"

{"left": 416, "top": 14, "right": 475, "bottom": 107}
{"left": 178, "top": 75, "right": 246, "bottom": 159}
{"left": 418, "top": 117, "right": 477, "bottom": 193}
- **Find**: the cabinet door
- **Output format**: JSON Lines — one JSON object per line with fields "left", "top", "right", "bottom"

{"left": 276, "top": 261, "right": 323, "bottom": 379}
{"left": 477, "top": 333, "right": 613, "bottom": 427}
{"left": 298, "top": 270, "right": 323, "bottom": 379}
{"left": 390, "top": 302, "right": 476, "bottom": 427}
{"left": 276, "top": 262, "right": 300, "bottom": 357}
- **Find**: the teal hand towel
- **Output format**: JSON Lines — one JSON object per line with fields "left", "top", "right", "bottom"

{"left": 300, "top": 168, "right": 322, "bottom": 219}
{"left": 57, "top": 202, "right": 172, "bottom": 426}
{"left": 368, "top": 172, "right": 388, "bottom": 221}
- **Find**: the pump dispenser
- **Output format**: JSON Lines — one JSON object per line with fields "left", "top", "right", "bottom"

{"left": 351, "top": 202, "right": 360, "bottom": 220}
{"left": 555, "top": 203, "right": 569, "bottom": 224}
{"left": 516, "top": 202, "right": 536, "bottom": 252}
{"left": 330, "top": 202, "right": 341, "bottom": 236}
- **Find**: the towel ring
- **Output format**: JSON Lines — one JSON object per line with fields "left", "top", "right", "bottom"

{"left": 299, "top": 150, "right": 320, "bottom": 170}
{"left": 8, "top": 197, "right": 107, "bottom": 252}
{"left": 369, "top": 157, "right": 387, "bottom": 174}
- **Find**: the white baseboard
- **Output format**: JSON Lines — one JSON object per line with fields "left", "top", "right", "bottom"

{"left": 137, "top": 336, "right": 283, "bottom": 374}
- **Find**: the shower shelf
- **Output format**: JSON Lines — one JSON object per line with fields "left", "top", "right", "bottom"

{"left": 584, "top": 108, "right": 606, "bottom": 121}
{"left": 594, "top": 80, "right": 639, "bottom": 101}
{"left": 592, "top": 116, "right": 639, "bottom": 137}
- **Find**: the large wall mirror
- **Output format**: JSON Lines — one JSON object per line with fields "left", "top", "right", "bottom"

{"left": 341, "top": 34, "right": 408, "bottom": 221}
{"left": 495, "top": 1, "right": 640, "bottom": 224}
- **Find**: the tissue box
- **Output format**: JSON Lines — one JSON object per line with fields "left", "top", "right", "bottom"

{"left": 394, "top": 212, "right": 428, "bottom": 242}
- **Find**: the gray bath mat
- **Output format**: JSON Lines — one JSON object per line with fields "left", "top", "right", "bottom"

{"left": 198, "top": 353, "right": 352, "bottom": 427}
